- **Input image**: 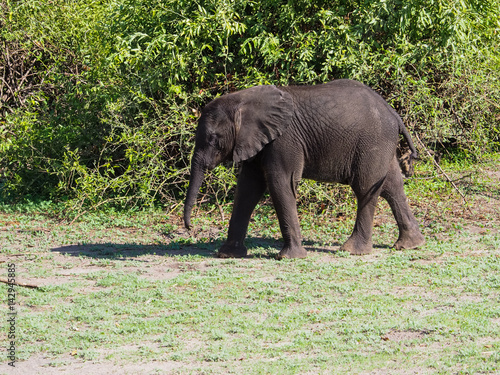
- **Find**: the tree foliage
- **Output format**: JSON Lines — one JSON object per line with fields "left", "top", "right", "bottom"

{"left": 1, "top": 0, "right": 499, "bottom": 208}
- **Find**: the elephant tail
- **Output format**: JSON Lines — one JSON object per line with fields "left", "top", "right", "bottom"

{"left": 398, "top": 124, "right": 418, "bottom": 178}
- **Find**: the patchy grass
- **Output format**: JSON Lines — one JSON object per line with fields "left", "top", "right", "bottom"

{"left": 0, "top": 155, "right": 499, "bottom": 374}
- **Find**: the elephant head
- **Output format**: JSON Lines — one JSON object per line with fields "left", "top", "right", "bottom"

{"left": 183, "top": 85, "right": 293, "bottom": 229}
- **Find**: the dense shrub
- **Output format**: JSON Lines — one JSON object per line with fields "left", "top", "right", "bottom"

{"left": 1, "top": 0, "right": 499, "bottom": 209}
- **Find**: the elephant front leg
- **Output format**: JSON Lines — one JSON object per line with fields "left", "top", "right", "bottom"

{"left": 267, "top": 174, "right": 308, "bottom": 260}
{"left": 218, "top": 162, "right": 267, "bottom": 258}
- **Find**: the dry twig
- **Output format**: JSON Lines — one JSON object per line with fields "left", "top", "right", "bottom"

{"left": 0, "top": 277, "right": 41, "bottom": 289}
{"left": 415, "top": 134, "right": 473, "bottom": 214}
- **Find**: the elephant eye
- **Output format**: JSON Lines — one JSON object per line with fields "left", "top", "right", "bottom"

{"left": 208, "top": 134, "right": 220, "bottom": 149}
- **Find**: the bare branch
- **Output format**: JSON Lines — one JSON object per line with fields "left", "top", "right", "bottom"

{"left": 0, "top": 277, "right": 41, "bottom": 289}
{"left": 415, "top": 134, "right": 473, "bottom": 214}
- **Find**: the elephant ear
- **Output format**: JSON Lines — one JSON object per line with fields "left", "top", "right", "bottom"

{"left": 233, "top": 85, "right": 293, "bottom": 163}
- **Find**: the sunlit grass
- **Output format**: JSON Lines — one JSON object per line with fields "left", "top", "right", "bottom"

{"left": 1, "top": 155, "right": 499, "bottom": 373}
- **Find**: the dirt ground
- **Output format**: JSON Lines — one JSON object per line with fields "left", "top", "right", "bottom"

{"left": 1, "top": 160, "right": 499, "bottom": 374}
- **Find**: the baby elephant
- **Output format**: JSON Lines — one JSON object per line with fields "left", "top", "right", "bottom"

{"left": 184, "top": 80, "right": 425, "bottom": 259}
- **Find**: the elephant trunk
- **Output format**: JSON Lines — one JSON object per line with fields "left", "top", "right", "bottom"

{"left": 183, "top": 157, "right": 206, "bottom": 230}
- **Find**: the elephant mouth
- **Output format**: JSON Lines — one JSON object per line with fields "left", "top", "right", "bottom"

{"left": 209, "top": 157, "right": 236, "bottom": 170}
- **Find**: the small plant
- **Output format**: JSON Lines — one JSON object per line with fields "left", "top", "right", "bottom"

{"left": 1, "top": 0, "right": 499, "bottom": 210}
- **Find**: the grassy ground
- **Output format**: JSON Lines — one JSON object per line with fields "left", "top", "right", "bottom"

{"left": 0, "top": 155, "right": 499, "bottom": 374}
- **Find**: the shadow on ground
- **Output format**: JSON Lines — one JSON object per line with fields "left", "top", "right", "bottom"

{"left": 50, "top": 238, "right": 346, "bottom": 260}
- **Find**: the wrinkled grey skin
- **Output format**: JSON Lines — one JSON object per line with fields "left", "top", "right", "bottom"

{"left": 184, "top": 80, "right": 425, "bottom": 259}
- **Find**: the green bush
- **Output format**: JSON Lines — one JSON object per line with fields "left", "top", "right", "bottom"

{"left": 1, "top": 0, "right": 499, "bottom": 210}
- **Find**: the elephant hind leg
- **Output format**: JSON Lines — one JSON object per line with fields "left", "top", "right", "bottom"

{"left": 381, "top": 157, "right": 425, "bottom": 250}
{"left": 341, "top": 178, "right": 385, "bottom": 255}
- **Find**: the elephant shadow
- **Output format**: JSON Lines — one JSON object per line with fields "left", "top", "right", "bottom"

{"left": 50, "top": 237, "right": 354, "bottom": 260}
{"left": 51, "top": 242, "right": 216, "bottom": 260}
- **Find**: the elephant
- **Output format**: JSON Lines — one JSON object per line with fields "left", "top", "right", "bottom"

{"left": 183, "top": 79, "right": 425, "bottom": 259}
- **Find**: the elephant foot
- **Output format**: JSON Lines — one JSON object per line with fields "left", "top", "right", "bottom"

{"left": 217, "top": 241, "right": 247, "bottom": 258}
{"left": 276, "top": 245, "right": 308, "bottom": 260}
{"left": 394, "top": 230, "right": 425, "bottom": 250}
{"left": 340, "top": 236, "right": 373, "bottom": 255}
